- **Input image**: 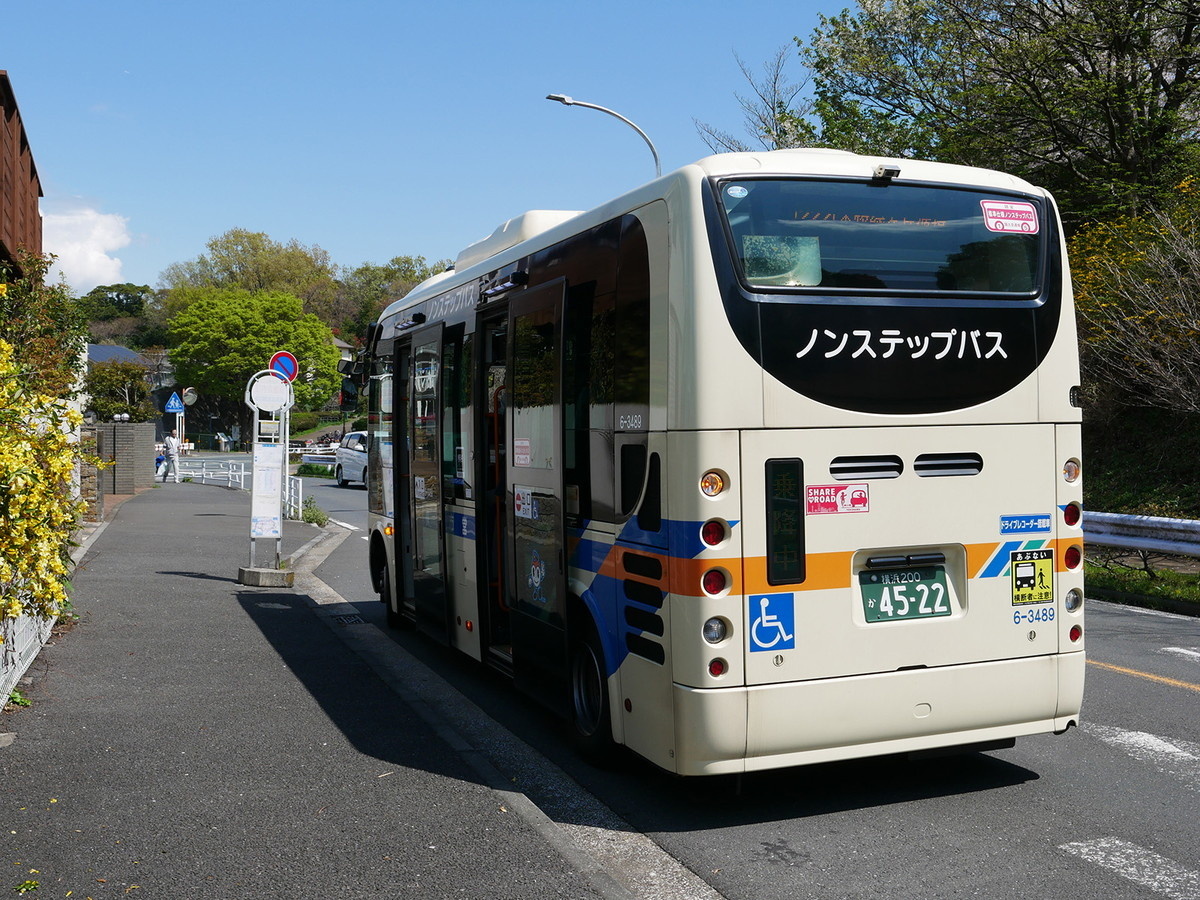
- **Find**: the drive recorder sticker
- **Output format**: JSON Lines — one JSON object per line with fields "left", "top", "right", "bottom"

{"left": 806, "top": 483, "right": 869, "bottom": 515}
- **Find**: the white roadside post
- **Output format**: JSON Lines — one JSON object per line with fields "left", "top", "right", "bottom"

{"left": 238, "top": 369, "right": 294, "bottom": 586}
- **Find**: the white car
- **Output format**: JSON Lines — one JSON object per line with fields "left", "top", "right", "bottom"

{"left": 334, "top": 431, "right": 368, "bottom": 487}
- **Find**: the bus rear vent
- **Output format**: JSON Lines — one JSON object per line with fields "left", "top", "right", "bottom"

{"left": 914, "top": 452, "right": 983, "bottom": 477}
{"left": 830, "top": 455, "right": 903, "bottom": 480}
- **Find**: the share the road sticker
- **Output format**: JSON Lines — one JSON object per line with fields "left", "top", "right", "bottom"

{"left": 1011, "top": 548, "right": 1054, "bottom": 605}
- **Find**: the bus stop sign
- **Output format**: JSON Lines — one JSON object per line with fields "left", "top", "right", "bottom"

{"left": 269, "top": 351, "right": 299, "bottom": 383}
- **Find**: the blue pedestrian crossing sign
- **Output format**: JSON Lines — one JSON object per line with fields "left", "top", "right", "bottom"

{"left": 165, "top": 392, "right": 185, "bottom": 413}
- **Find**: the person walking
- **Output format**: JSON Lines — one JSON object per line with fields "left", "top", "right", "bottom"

{"left": 162, "top": 428, "right": 182, "bottom": 483}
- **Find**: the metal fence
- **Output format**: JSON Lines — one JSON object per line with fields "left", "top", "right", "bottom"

{"left": 1, "top": 614, "right": 54, "bottom": 702}
{"left": 176, "top": 458, "right": 304, "bottom": 520}
{"left": 1084, "top": 512, "right": 1200, "bottom": 559}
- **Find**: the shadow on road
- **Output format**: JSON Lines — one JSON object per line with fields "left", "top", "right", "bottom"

{"left": 234, "top": 588, "right": 486, "bottom": 784}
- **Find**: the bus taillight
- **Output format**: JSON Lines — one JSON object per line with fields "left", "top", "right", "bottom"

{"left": 701, "top": 520, "right": 726, "bottom": 547}
{"left": 1064, "top": 545, "right": 1082, "bottom": 569}
{"left": 708, "top": 658, "right": 728, "bottom": 678}
{"left": 1070, "top": 625, "right": 1083, "bottom": 642}
{"left": 1064, "top": 503, "right": 1081, "bottom": 527}
{"left": 702, "top": 569, "right": 727, "bottom": 596}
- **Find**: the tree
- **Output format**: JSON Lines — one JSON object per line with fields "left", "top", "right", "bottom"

{"left": 0, "top": 249, "right": 88, "bottom": 396}
{"left": 160, "top": 229, "right": 340, "bottom": 324}
{"left": 337, "top": 255, "right": 448, "bottom": 344}
{"left": 798, "top": 0, "right": 1200, "bottom": 225}
{"left": 167, "top": 288, "right": 340, "bottom": 412}
{"left": 1071, "top": 179, "right": 1200, "bottom": 413}
{"left": 77, "top": 283, "right": 153, "bottom": 320}
{"left": 83, "top": 358, "right": 158, "bottom": 422}
{"left": 694, "top": 47, "right": 817, "bottom": 153}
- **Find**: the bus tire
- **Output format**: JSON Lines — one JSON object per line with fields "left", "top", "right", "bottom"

{"left": 569, "top": 621, "right": 614, "bottom": 762}
{"left": 335, "top": 465, "right": 348, "bottom": 487}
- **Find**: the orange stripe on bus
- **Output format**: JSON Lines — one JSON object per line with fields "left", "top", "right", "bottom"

{"left": 587, "top": 538, "right": 1085, "bottom": 600}
{"left": 966, "top": 538, "right": 1083, "bottom": 578}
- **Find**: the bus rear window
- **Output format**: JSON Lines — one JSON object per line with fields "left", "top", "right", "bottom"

{"left": 717, "top": 179, "right": 1042, "bottom": 295}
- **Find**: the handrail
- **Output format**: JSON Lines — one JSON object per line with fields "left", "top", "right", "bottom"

{"left": 1084, "top": 511, "right": 1200, "bottom": 558}
{"left": 176, "top": 459, "right": 303, "bottom": 520}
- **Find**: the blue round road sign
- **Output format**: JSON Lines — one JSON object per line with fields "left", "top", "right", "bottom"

{"left": 269, "top": 351, "right": 299, "bottom": 382}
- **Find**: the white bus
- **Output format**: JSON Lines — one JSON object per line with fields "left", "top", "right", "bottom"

{"left": 348, "top": 149, "right": 1085, "bottom": 776}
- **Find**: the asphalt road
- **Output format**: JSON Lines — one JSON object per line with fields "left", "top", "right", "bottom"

{"left": 300, "top": 478, "right": 1200, "bottom": 900}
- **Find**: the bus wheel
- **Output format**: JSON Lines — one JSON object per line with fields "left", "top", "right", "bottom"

{"left": 569, "top": 623, "right": 614, "bottom": 761}
{"left": 335, "top": 465, "right": 348, "bottom": 487}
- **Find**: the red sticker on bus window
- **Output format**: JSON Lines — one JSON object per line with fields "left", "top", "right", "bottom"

{"left": 806, "top": 483, "right": 870, "bottom": 515}
{"left": 980, "top": 200, "right": 1039, "bottom": 234}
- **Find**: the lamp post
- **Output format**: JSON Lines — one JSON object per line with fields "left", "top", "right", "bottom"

{"left": 545, "top": 94, "right": 661, "bottom": 178}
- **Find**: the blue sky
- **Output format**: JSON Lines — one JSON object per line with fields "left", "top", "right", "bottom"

{"left": 3, "top": 0, "right": 828, "bottom": 295}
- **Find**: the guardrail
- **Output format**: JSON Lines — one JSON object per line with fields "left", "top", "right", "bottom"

{"left": 176, "top": 459, "right": 304, "bottom": 520}
{"left": 177, "top": 459, "right": 248, "bottom": 490}
{"left": 300, "top": 452, "right": 335, "bottom": 465}
{"left": 1084, "top": 512, "right": 1200, "bottom": 558}
{"left": 283, "top": 475, "right": 303, "bottom": 520}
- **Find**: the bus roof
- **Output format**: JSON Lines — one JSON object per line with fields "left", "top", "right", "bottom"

{"left": 375, "top": 149, "right": 1045, "bottom": 334}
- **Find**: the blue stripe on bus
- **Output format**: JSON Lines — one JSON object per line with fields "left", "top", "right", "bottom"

{"left": 980, "top": 541, "right": 1025, "bottom": 578}
{"left": 569, "top": 535, "right": 614, "bottom": 573}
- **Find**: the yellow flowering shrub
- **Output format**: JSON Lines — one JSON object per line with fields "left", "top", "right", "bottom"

{"left": 0, "top": 339, "right": 83, "bottom": 638}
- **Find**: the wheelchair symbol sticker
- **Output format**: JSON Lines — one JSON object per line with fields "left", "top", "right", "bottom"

{"left": 750, "top": 593, "right": 795, "bottom": 652}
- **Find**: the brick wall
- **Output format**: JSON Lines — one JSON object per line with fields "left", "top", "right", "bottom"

{"left": 0, "top": 71, "right": 43, "bottom": 270}
{"left": 96, "top": 423, "right": 156, "bottom": 495}
{"left": 78, "top": 425, "right": 103, "bottom": 522}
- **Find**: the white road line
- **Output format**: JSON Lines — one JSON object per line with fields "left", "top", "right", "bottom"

{"left": 329, "top": 519, "right": 361, "bottom": 531}
{"left": 1084, "top": 724, "right": 1200, "bottom": 790}
{"left": 1163, "top": 647, "right": 1200, "bottom": 662}
{"left": 1060, "top": 838, "right": 1200, "bottom": 900}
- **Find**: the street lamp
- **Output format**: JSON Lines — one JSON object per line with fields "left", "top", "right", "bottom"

{"left": 545, "top": 93, "right": 662, "bottom": 178}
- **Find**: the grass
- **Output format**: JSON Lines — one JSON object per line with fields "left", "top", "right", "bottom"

{"left": 1083, "top": 406, "right": 1200, "bottom": 518}
{"left": 1080, "top": 406, "right": 1200, "bottom": 611}
{"left": 1085, "top": 562, "right": 1200, "bottom": 610}
{"left": 300, "top": 495, "right": 329, "bottom": 527}
{"left": 294, "top": 463, "right": 333, "bottom": 477}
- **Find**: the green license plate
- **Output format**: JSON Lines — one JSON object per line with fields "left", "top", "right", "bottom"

{"left": 859, "top": 566, "right": 952, "bottom": 623}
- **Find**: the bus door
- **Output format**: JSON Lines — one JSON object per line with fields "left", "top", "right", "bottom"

{"left": 478, "top": 313, "right": 511, "bottom": 666}
{"left": 409, "top": 325, "right": 449, "bottom": 642}
{"left": 507, "top": 280, "right": 568, "bottom": 711}
{"left": 391, "top": 340, "right": 416, "bottom": 622}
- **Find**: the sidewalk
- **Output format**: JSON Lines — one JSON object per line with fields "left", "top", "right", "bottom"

{"left": 1, "top": 484, "right": 606, "bottom": 898}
